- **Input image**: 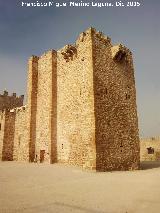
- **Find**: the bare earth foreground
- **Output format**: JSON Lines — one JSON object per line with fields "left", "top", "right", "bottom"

{"left": 0, "top": 162, "right": 160, "bottom": 213}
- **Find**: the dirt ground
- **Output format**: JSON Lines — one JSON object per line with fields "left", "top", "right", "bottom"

{"left": 0, "top": 161, "right": 160, "bottom": 213}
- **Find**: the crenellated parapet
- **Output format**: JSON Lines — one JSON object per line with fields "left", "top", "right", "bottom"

{"left": 141, "top": 136, "right": 160, "bottom": 143}
{"left": 0, "top": 90, "right": 24, "bottom": 111}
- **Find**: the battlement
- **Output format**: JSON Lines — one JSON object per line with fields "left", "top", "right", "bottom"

{"left": 76, "top": 27, "right": 111, "bottom": 46}
{"left": 0, "top": 90, "right": 24, "bottom": 99}
{"left": 29, "top": 55, "right": 39, "bottom": 62}
{"left": 141, "top": 136, "right": 160, "bottom": 142}
{"left": 0, "top": 90, "right": 24, "bottom": 111}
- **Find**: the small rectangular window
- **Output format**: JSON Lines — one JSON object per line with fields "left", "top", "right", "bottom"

{"left": 147, "top": 147, "right": 154, "bottom": 154}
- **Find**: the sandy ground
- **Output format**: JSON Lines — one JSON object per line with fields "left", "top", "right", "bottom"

{"left": 0, "top": 162, "right": 160, "bottom": 213}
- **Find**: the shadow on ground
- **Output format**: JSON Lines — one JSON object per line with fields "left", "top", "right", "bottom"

{"left": 140, "top": 161, "right": 160, "bottom": 170}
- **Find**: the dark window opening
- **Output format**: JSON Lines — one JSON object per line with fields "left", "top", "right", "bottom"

{"left": 120, "top": 142, "right": 123, "bottom": 152}
{"left": 62, "top": 144, "right": 64, "bottom": 149}
{"left": 126, "top": 93, "right": 131, "bottom": 100}
{"left": 0, "top": 123, "right": 1, "bottom": 130}
{"left": 18, "top": 137, "right": 20, "bottom": 146}
{"left": 105, "top": 88, "right": 108, "bottom": 95}
{"left": 147, "top": 147, "right": 154, "bottom": 154}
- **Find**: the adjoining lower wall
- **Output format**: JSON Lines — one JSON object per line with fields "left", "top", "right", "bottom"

{"left": 2, "top": 110, "right": 16, "bottom": 161}
{"left": 0, "top": 111, "right": 5, "bottom": 160}
{"left": 0, "top": 92, "right": 24, "bottom": 111}
{"left": 140, "top": 137, "right": 160, "bottom": 161}
{"left": 13, "top": 106, "right": 28, "bottom": 161}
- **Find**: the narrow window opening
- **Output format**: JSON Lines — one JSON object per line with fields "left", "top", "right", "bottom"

{"left": 62, "top": 144, "right": 64, "bottom": 149}
{"left": 105, "top": 88, "right": 108, "bottom": 95}
{"left": 18, "top": 135, "right": 21, "bottom": 146}
{"left": 0, "top": 123, "right": 1, "bottom": 130}
{"left": 120, "top": 142, "right": 123, "bottom": 153}
{"left": 126, "top": 93, "right": 131, "bottom": 100}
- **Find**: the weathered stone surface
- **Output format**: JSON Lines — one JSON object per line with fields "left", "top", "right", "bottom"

{"left": 13, "top": 106, "right": 28, "bottom": 161}
{"left": 0, "top": 27, "right": 140, "bottom": 171}
{"left": 0, "top": 91, "right": 24, "bottom": 111}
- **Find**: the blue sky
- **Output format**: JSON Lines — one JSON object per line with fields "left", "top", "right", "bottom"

{"left": 0, "top": 0, "right": 160, "bottom": 137}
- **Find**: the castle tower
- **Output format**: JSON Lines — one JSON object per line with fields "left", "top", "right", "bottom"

{"left": 56, "top": 27, "right": 140, "bottom": 171}
{"left": 0, "top": 27, "right": 139, "bottom": 171}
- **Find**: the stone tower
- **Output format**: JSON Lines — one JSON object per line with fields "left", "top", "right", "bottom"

{"left": 27, "top": 27, "right": 140, "bottom": 171}
{"left": 0, "top": 27, "right": 140, "bottom": 171}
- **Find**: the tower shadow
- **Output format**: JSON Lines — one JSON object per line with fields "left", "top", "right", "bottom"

{"left": 140, "top": 161, "right": 160, "bottom": 170}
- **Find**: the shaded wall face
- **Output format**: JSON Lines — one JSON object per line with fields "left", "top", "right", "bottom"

{"left": 27, "top": 56, "right": 39, "bottom": 162}
{"left": 0, "top": 111, "right": 5, "bottom": 160}
{"left": 92, "top": 32, "right": 140, "bottom": 171}
{"left": 140, "top": 138, "right": 160, "bottom": 161}
{"left": 57, "top": 30, "right": 96, "bottom": 169}
{"left": 36, "top": 51, "right": 57, "bottom": 163}
{"left": 2, "top": 111, "right": 16, "bottom": 161}
{"left": 13, "top": 108, "right": 28, "bottom": 161}
{"left": 0, "top": 95, "right": 23, "bottom": 111}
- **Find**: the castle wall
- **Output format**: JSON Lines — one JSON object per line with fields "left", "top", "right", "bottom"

{"left": 0, "top": 92, "right": 24, "bottom": 111}
{"left": 92, "top": 29, "right": 140, "bottom": 171}
{"left": 0, "top": 111, "right": 5, "bottom": 160}
{"left": 2, "top": 110, "right": 16, "bottom": 161}
{"left": 36, "top": 50, "right": 57, "bottom": 163}
{"left": 13, "top": 106, "right": 28, "bottom": 161}
{"left": 140, "top": 137, "right": 160, "bottom": 161}
{"left": 57, "top": 29, "right": 96, "bottom": 169}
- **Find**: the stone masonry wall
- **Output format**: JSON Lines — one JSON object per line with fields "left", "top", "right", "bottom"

{"left": 13, "top": 106, "right": 28, "bottom": 161}
{"left": 0, "top": 91, "right": 24, "bottom": 111}
{"left": 91, "top": 28, "right": 140, "bottom": 171}
{"left": 140, "top": 137, "right": 160, "bottom": 161}
{"left": 27, "top": 56, "right": 39, "bottom": 162}
{"left": 2, "top": 110, "right": 16, "bottom": 161}
{"left": 57, "top": 28, "right": 96, "bottom": 169}
{"left": 36, "top": 50, "right": 57, "bottom": 163}
{"left": 0, "top": 111, "right": 5, "bottom": 160}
